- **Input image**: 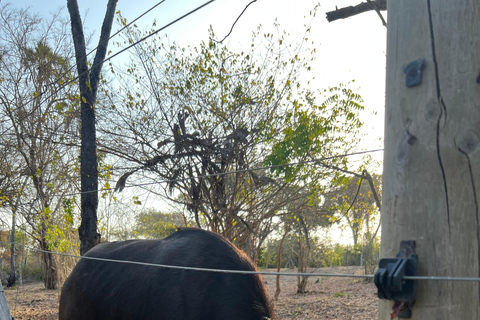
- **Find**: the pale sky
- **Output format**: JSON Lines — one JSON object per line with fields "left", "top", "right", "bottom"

{"left": 8, "top": 0, "right": 387, "bottom": 244}
{"left": 11, "top": 0, "right": 387, "bottom": 157}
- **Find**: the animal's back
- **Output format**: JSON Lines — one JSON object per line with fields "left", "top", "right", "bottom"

{"left": 59, "top": 228, "right": 272, "bottom": 320}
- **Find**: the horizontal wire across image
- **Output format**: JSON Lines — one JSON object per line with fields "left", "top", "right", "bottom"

{"left": 2, "top": 241, "right": 480, "bottom": 282}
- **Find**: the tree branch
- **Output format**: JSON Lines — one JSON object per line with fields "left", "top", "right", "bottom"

{"left": 210, "top": 0, "right": 257, "bottom": 43}
{"left": 326, "top": 0, "right": 386, "bottom": 23}
{"left": 362, "top": 170, "right": 381, "bottom": 211}
{"left": 366, "top": 0, "right": 387, "bottom": 27}
{"left": 90, "top": 0, "right": 118, "bottom": 100}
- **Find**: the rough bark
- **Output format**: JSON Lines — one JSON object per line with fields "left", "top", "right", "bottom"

{"left": 296, "top": 215, "right": 311, "bottom": 294}
{"left": 380, "top": 0, "right": 480, "bottom": 319}
{"left": 325, "top": 0, "right": 386, "bottom": 22}
{"left": 6, "top": 212, "right": 15, "bottom": 288}
{"left": 275, "top": 221, "right": 292, "bottom": 301}
{"left": 67, "top": 0, "right": 118, "bottom": 255}
{"left": 40, "top": 222, "right": 57, "bottom": 290}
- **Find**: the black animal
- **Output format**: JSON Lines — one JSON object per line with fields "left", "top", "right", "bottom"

{"left": 59, "top": 228, "right": 273, "bottom": 320}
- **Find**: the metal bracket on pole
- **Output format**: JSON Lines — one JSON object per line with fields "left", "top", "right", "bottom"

{"left": 403, "top": 59, "right": 425, "bottom": 87}
{"left": 375, "top": 240, "right": 417, "bottom": 318}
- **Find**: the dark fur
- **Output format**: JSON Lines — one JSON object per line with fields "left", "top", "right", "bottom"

{"left": 59, "top": 228, "right": 273, "bottom": 320}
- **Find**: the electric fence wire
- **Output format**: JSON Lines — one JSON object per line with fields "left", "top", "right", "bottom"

{"left": 2, "top": 240, "right": 480, "bottom": 282}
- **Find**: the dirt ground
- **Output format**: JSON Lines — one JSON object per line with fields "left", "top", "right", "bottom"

{"left": 4, "top": 266, "right": 378, "bottom": 319}
{"left": 262, "top": 267, "right": 378, "bottom": 320}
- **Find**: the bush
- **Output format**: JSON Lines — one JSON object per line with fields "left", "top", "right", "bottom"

{"left": 1, "top": 252, "right": 45, "bottom": 283}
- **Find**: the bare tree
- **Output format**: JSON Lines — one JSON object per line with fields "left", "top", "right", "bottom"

{"left": 67, "top": 0, "right": 117, "bottom": 255}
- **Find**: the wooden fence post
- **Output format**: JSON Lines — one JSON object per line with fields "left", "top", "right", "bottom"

{"left": 380, "top": 0, "right": 480, "bottom": 319}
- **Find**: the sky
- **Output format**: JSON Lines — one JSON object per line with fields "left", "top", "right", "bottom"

{"left": 7, "top": 0, "right": 387, "bottom": 244}
{"left": 10, "top": 0, "right": 387, "bottom": 156}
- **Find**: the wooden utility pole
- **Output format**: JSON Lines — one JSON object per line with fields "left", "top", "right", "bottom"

{"left": 380, "top": 1, "right": 480, "bottom": 319}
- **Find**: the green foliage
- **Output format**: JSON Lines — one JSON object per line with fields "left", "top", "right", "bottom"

{"left": 257, "top": 245, "right": 279, "bottom": 268}
{"left": 1, "top": 252, "right": 44, "bottom": 283}
{"left": 329, "top": 243, "right": 362, "bottom": 266}
{"left": 257, "top": 234, "right": 329, "bottom": 269}
{"left": 100, "top": 16, "right": 325, "bottom": 246}
{"left": 324, "top": 174, "right": 382, "bottom": 247}
{"left": 264, "top": 83, "right": 364, "bottom": 186}
{"left": 258, "top": 236, "right": 379, "bottom": 270}
{"left": 133, "top": 208, "right": 186, "bottom": 239}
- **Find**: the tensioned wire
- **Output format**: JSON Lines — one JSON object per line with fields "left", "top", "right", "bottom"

{"left": 1, "top": 241, "right": 480, "bottom": 282}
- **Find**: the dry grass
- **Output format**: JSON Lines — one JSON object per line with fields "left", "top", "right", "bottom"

{"left": 263, "top": 267, "right": 378, "bottom": 319}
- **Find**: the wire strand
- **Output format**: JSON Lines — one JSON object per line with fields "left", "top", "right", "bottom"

{"left": 1, "top": 1, "right": 167, "bottom": 133}
{"left": 8, "top": 0, "right": 215, "bottom": 130}
{"left": 52, "top": 0, "right": 169, "bottom": 99}
{"left": 0, "top": 241, "right": 368, "bottom": 279}
{"left": 3, "top": 241, "right": 480, "bottom": 282}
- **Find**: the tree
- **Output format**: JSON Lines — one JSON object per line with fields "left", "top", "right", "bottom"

{"left": 380, "top": 1, "right": 480, "bottom": 319}
{"left": 133, "top": 208, "right": 186, "bottom": 239}
{"left": 0, "top": 132, "right": 25, "bottom": 287}
{"left": 100, "top": 19, "right": 315, "bottom": 257}
{"left": 67, "top": 0, "right": 117, "bottom": 255}
{"left": 99, "top": 11, "right": 368, "bottom": 265}
{"left": 5, "top": 179, "right": 28, "bottom": 288}
{"left": 325, "top": 173, "right": 381, "bottom": 246}
{"left": 0, "top": 4, "right": 80, "bottom": 289}
{"left": 260, "top": 62, "right": 367, "bottom": 293}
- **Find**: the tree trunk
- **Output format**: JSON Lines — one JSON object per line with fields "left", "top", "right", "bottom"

{"left": 67, "top": 0, "right": 118, "bottom": 255}
{"left": 41, "top": 247, "right": 57, "bottom": 290}
{"left": 275, "top": 221, "right": 292, "bottom": 301}
{"left": 296, "top": 240, "right": 310, "bottom": 293}
{"left": 40, "top": 222, "right": 57, "bottom": 290}
{"left": 6, "top": 211, "right": 15, "bottom": 288}
{"left": 363, "top": 239, "right": 375, "bottom": 277}
{"left": 296, "top": 216, "right": 310, "bottom": 294}
{"left": 380, "top": 1, "right": 480, "bottom": 319}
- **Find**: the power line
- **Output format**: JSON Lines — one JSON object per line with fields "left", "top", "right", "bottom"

{"left": 67, "top": 0, "right": 216, "bottom": 92}
{"left": 210, "top": 0, "right": 257, "bottom": 43}
{"left": 90, "top": 0, "right": 168, "bottom": 58}
{"left": 53, "top": 0, "right": 169, "bottom": 102}
{"left": 6, "top": 0, "right": 215, "bottom": 131}
{"left": 3, "top": 240, "right": 480, "bottom": 282}
{"left": 1, "top": 1, "right": 167, "bottom": 135}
